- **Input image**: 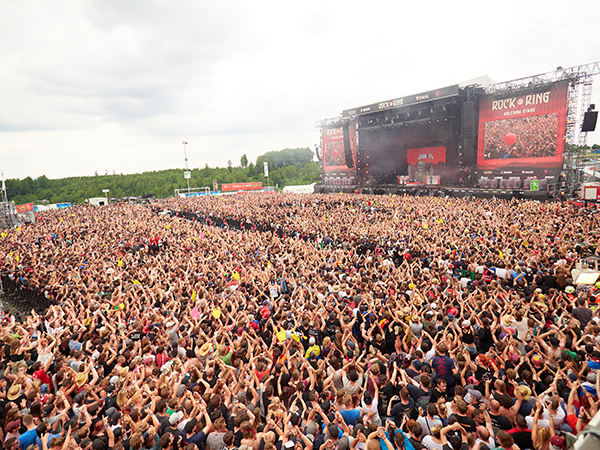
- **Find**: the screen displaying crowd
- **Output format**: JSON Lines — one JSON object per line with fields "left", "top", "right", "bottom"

{"left": 483, "top": 114, "right": 558, "bottom": 160}
{"left": 324, "top": 141, "right": 346, "bottom": 167}
{"left": 0, "top": 193, "right": 598, "bottom": 450}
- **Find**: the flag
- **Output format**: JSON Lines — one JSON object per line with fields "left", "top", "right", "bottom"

{"left": 277, "top": 329, "right": 287, "bottom": 342}
{"left": 267, "top": 261, "right": 271, "bottom": 270}
{"left": 191, "top": 306, "right": 200, "bottom": 320}
{"left": 499, "top": 250, "right": 504, "bottom": 260}
{"left": 232, "top": 271, "right": 240, "bottom": 281}
{"left": 118, "top": 259, "right": 123, "bottom": 267}
{"left": 15, "top": 255, "right": 19, "bottom": 262}
{"left": 133, "top": 280, "right": 141, "bottom": 285}
{"left": 191, "top": 290, "right": 196, "bottom": 302}
{"left": 212, "top": 308, "right": 221, "bottom": 319}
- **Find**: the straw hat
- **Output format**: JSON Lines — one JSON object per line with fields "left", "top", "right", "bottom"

{"left": 75, "top": 372, "right": 87, "bottom": 387}
{"left": 501, "top": 315, "right": 515, "bottom": 326}
{"left": 7, "top": 384, "right": 21, "bottom": 401}
{"left": 199, "top": 342, "right": 211, "bottom": 357}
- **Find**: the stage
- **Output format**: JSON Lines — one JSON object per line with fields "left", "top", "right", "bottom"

{"left": 316, "top": 63, "right": 600, "bottom": 201}
{"left": 314, "top": 183, "right": 553, "bottom": 200}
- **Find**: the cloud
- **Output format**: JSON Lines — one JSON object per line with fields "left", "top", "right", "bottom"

{"left": 0, "top": 0, "right": 599, "bottom": 181}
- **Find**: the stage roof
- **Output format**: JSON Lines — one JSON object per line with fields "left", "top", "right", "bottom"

{"left": 342, "top": 85, "right": 460, "bottom": 117}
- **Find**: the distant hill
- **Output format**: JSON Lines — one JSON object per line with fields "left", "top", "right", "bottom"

{"left": 5, "top": 147, "right": 321, "bottom": 205}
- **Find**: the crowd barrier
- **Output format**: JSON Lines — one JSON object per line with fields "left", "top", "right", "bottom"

{"left": 0, "top": 274, "right": 53, "bottom": 318}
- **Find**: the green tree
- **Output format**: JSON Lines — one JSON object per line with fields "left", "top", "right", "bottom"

{"left": 240, "top": 154, "right": 248, "bottom": 168}
{"left": 4, "top": 146, "right": 322, "bottom": 205}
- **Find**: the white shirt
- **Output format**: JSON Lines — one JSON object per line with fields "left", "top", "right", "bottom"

{"left": 417, "top": 416, "right": 442, "bottom": 436}
{"left": 361, "top": 397, "right": 380, "bottom": 423}
{"left": 422, "top": 347, "right": 436, "bottom": 364}
{"left": 422, "top": 436, "right": 443, "bottom": 450}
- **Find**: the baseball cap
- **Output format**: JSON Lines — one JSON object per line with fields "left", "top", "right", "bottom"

{"left": 169, "top": 411, "right": 184, "bottom": 425}
{"left": 465, "top": 389, "right": 483, "bottom": 402}
{"left": 448, "top": 434, "right": 462, "bottom": 450}
{"left": 549, "top": 435, "right": 565, "bottom": 450}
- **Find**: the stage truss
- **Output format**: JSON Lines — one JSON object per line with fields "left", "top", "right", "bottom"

{"left": 0, "top": 202, "right": 18, "bottom": 230}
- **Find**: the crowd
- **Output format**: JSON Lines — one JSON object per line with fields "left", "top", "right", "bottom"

{"left": 0, "top": 193, "right": 599, "bottom": 450}
{"left": 483, "top": 114, "right": 558, "bottom": 160}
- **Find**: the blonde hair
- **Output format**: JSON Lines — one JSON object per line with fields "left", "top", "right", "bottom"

{"left": 495, "top": 379, "right": 507, "bottom": 394}
{"left": 534, "top": 427, "right": 551, "bottom": 450}
{"left": 366, "top": 439, "right": 381, "bottom": 450}
{"left": 116, "top": 389, "right": 128, "bottom": 408}
{"left": 437, "top": 402, "right": 448, "bottom": 419}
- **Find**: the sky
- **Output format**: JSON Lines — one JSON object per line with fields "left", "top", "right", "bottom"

{"left": 1, "top": 0, "right": 600, "bottom": 182}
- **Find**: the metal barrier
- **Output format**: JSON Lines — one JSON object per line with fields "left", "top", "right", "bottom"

{"left": 0, "top": 275, "right": 53, "bottom": 319}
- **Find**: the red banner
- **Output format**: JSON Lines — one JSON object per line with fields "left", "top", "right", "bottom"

{"left": 322, "top": 122, "right": 357, "bottom": 173}
{"left": 407, "top": 147, "right": 447, "bottom": 165}
{"left": 16, "top": 203, "right": 34, "bottom": 213}
{"left": 221, "top": 182, "right": 262, "bottom": 192}
{"left": 477, "top": 81, "right": 568, "bottom": 169}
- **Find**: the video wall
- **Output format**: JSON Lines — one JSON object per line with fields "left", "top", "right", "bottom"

{"left": 476, "top": 81, "right": 568, "bottom": 179}
{"left": 322, "top": 122, "right": 357, "bottom": 173}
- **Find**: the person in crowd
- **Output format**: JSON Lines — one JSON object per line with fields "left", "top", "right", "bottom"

{"left": 0, "top": 193, "right": 598, "bottom": 450}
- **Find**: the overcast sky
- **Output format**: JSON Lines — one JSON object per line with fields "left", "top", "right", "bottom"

{"left": 1, "top": 0, "right": 599, "bottom": 182}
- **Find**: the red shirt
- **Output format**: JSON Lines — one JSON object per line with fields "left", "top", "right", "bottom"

{"left": 34, "top": 369, "right": 53, "bottom": 389}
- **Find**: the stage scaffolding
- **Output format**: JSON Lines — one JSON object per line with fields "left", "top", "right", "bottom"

{"left": 481, "top": 62, "right": 600, "bottom": 197}
{"left": 0, "top": 202, "right": 18, "bottom": 229}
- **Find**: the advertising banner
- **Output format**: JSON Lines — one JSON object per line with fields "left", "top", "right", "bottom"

{"left": 16, "top": 203, "right": 34, "bottom": 213}
{"left": 407, "top": 147, "right": 447, "bottom": 165}
{"left": 221, "top": 182, "right": 263, "bottom": 192}
{"left": 322, "top": 121, "right": 357, "bottom": 173}
{"left": 477, "top": 81, "right": 568, "bottom": 172}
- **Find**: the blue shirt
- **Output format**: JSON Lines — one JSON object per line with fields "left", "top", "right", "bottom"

{"left": 340, "top": 409, "right": 361, "bottom": 427}
{"left": 35, "top": 433, "right": 61, "bottom": 450}
{"left": 432, "top": 355, "right": 456, "bottom": 385}
{"left": 19, "top": 429, "right": 37, "bottom": 450}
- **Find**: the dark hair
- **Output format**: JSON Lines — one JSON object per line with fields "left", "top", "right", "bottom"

{"left": 348, "top": 369, "right": 359, "bottom": 382}
{"left": 223, "top": 431, "right": 234, "bottom": 447}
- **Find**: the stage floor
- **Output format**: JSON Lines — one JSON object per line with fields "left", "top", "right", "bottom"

{"left": 315, "top": 183, "right": 553, "bottom": 200}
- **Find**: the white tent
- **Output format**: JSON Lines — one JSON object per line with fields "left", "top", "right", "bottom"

{"left": 282, "top": 183, "right": 316, "bottom": 194}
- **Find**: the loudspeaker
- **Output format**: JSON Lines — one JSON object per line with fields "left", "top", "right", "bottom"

{"left": 342, "top": 124, "right": 354, "bottom": 168}
{"left": 582, "top": 111, "right": 598, "bottom": 132}
{"left": 461, "top": 101, "right": 477, "bottom": 166}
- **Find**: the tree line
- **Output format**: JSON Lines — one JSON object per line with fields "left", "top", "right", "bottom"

{"left": 5, "top": 147, "right": 321, "bottom": 206}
